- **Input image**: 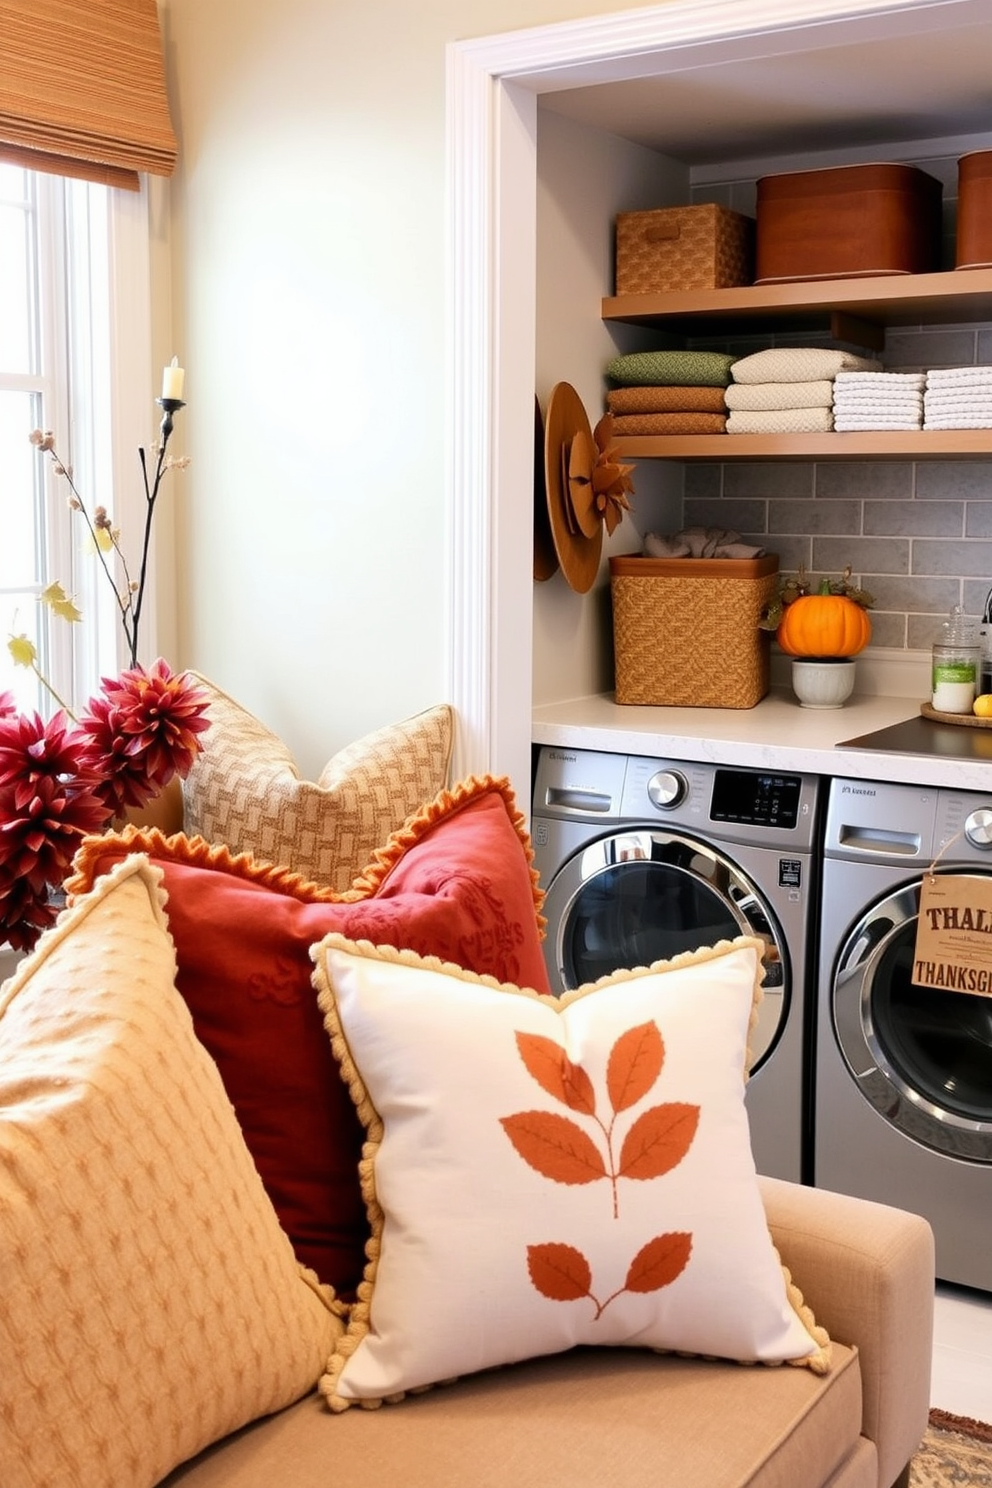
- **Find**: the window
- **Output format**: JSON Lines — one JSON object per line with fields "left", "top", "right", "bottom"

{"left": 0, "top": 164, "right": 154, "bottom": 716}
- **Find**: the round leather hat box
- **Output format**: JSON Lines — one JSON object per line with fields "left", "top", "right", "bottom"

{"left": 956, "top": 151, "right": 992, "bottom": 269}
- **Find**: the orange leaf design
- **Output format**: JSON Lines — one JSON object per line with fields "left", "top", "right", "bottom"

{"left": 527, "top": 1242, "right": 593, "bottom": 1303}
{"left": 607, "top": 1021, "right": 664, "bottom": 1114}
{"left": 624, "top": 1232, "right": 693, "bottom": 1293}
{"left": 500, "top": 1111, "right": 607, "bottom": 1184}
{"left": 514, "top": 1031, "right": 597, "bottom": 1115}
{"left": 617, "top": 1101, "right": 699, "bottom": 1180}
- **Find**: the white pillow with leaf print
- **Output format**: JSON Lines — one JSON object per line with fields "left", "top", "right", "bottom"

{"left": 311, "top": 933, "right": 830, "bottom": 1411}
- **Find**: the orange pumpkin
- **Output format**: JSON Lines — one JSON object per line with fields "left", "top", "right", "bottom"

{"left": 777, "top": 583, "right": 872, "bottom": 658}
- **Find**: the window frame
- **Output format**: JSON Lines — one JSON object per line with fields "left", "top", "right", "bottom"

{"left": 0, "top": 166, "right": 157, "bottom": 715}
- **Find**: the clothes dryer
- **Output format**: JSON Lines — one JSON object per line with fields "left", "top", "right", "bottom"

{"left": 531, "top": 746, "right": 822, "bottom": 1183}
{"left": 815, "top": 776, "right": 992, "bottom": 1291}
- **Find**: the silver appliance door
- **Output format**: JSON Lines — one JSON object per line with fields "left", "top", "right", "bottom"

{"left": 832, "top": 872, "right": 992, "bottom": 1162}
{"left": 540, "top": 827, "right": 788, "bottom": 1071}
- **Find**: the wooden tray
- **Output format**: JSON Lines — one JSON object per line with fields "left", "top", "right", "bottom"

{"left": 920, "top": 701, "right": 992, "bottom": 729}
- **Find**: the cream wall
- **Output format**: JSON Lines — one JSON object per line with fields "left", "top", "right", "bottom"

{"left": 533, "top": 110, "right": 685, "bottom": 706}
{"left": 159, "top": 0, "right": 667, "bottom": 777}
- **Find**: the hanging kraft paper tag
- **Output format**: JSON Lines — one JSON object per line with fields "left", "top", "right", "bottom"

{"left": 914, "top": 873, "right": 992, "bottom": 996}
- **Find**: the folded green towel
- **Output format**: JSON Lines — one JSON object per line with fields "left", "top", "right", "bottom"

{"left": 606, "top": 350, "right": 738, "bottom": 387}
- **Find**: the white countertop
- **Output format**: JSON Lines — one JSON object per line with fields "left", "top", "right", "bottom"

{"left": 532, "top": 653, "right": 992, "bottom": 792}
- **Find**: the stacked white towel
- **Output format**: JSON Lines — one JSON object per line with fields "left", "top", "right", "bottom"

{"left": 726, "top": 348, "right": 882, "bottom": 434}
{"left": 923, "top": 366, "right": 992, "bottom": 429}
{"left": 832, "top": 371, "right": 925, "bottom": 431}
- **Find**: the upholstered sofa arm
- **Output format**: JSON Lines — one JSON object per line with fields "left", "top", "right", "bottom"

{"left": 759, "top": 1176, "right": 934, "bottom": 1488}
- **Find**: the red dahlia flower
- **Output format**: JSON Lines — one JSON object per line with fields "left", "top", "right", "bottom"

{"left": 75, "top": 658, "right": 211, "bottom": 818}
{"left": 0, "top": 877, "right": 62, "bottom": 951}
{"left": 0, "top": 710, "right": 109, "bottom": 950}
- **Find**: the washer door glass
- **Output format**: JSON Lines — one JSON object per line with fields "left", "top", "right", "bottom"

{"left": 542, "top": 828, "right": 788, "bottom": 1069}
{"left": 833, "top": 874, "right": 992, "bottom": 1162}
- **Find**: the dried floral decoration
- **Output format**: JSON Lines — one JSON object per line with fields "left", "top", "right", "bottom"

{"left": 501, "top": 1021, "right": 698, "bottom": 1318}
{"left": 543, "top": 382, "right": 636, "bottom": 594}
{"left": 759, "top": 564, "right": 874, "bottom": 632}
{"left": 28, "top": 419, "right": 189, "bottom": 671}
{"left": 566, "top": 414, "right": 635, "bottom": 538}
{"left": 1, "top": 378, "right": 209, "bottom": 952}
{"left": 0, "top": 665, "right": 209, "bottom": 951}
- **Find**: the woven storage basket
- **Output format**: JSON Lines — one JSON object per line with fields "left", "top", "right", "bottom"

{"left": 615, "top": 204, "right": 754, "bottom": 293}
{"left": 610, "top": 554, "right": 779, "bottom": 708}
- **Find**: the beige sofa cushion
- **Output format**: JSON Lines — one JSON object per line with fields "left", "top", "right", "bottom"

{"left": 181, "top": 675, "right": 453, "bottom": 890}
{"left": 0, "top": 856, "right": 341, "bottom": 1488}
{"left": 160, "top": 1343, "right": 867, "bottom": 1488}
{"left": 312, "top": 934, "right": 829, "bottom": 1410}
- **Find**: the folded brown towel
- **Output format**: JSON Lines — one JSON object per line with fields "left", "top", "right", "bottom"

{"left": 606, "top": 385, "right": 727, "bottom": 415}
{"left": 611, "top": 412, "right": 727, "bottom": 435}
{"left": 644, "top": 526, "right": 766, "bottom": 560}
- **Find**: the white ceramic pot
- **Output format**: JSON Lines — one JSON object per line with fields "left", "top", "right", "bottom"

{"left": 791, "top": 658, "right": 856, "bottom": 708}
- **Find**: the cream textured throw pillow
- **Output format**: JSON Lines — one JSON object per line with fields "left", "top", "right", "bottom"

{"left": 0, "top": 856, "right": 342, "bottom": 1488}
{"left": 312, "top": 935, "right": 830, "bottom": 1411}
{"left": 182, "top": 675, "right": 453, "bottom": 889}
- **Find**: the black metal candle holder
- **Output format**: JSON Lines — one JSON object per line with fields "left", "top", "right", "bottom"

{"left": 156, "top": 396, "right": 186, "bottom": 440}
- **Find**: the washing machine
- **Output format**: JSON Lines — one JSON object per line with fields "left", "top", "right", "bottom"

{"left": 530, "top": 745, "right": 822, "bottom": 1184}
{"left": 815, "top": 775, "right": 992, "bottom": 1291}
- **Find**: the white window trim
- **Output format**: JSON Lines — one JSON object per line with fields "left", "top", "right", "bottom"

{"left": 105, "top": 182, "right": 158, "bottom": 673}
{"left": 2, "top": 171, "right": 158, "bottom": 708}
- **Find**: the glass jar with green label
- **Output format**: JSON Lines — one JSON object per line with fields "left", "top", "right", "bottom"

{"left": 932, "top": 606, "right": 980, "bottom": 713}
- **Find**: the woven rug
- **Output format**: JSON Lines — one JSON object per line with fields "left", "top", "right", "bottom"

{"left": 910, "top": 1409, "right": 992, "bottom": 1486}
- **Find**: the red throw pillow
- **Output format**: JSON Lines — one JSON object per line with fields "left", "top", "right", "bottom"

{"left": 67, "top": 775, "right": 549, "bottom": 1301}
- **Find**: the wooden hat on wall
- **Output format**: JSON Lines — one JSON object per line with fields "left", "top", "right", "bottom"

{"left": 542, "top": 381, "right": 634, "bottom": 594}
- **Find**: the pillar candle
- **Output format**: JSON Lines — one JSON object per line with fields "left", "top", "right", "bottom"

{"left": 162, "top": 357, "right": 185, "bottom": 400}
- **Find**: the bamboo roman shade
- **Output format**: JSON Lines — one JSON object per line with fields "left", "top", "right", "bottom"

{"left": 0, "top": 0, "right": 177, "bottom": 191}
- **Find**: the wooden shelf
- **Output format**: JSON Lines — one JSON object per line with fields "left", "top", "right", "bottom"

{"left": 616, "top": 430, "right": 992, "bottom": 462}
{"left": 602, "top": 268, "right": 992, "bottom": 341}
{"left": 603, "top": 269, "right": 992, "bottom": 460}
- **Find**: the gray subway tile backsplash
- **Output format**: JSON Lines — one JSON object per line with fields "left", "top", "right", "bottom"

{"left": 863, "top": 501, "right": 964, "bottom": 537}
{"left": 813, "top": 462, "right": 914, "bottom": 500}
{"left": 683, "top": 497, "right": 767, "bottom": 532}
{"left": 813, "top": 536, "right": 910, "bottom": 574}
{"left": 911, "top": 539, "right": 992, "bottom": 577}
{"left": 966, "top": 504, "right": 992, "bottom": 538}
{"left": 867, "top": 575, "right": 962, "bottom": 612}
{"left": 869, "top": 612, "right": 909, "bottom": 648}
{"left": 768, "top": 498, "right": 862, "bottom": 535}
{"left": 721, "top": 462, "right": 814, "bottom": 499}
{"left": 884, "top": 328, "right": 981, "bottom": 368}
{"left": 915, "top": 462, "right": 992, "bottom": 499}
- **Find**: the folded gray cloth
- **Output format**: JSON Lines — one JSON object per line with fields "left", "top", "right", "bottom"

{"left": 644, "top": 525, "right": 766, "bottom": 560}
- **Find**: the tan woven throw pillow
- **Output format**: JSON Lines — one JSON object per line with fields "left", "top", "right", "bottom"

{"left": 181, "top": 676, "right": 453, "bottom": 889}
{"left": 0, "top": 855, "right": 341, "bottom": 1488}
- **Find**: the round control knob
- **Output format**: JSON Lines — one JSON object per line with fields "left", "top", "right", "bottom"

{"left": 646, "top": 769, "right": 687, "bottom": 810}
{"left": 964, "top": 808, "right": 992, "bottom": 848}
